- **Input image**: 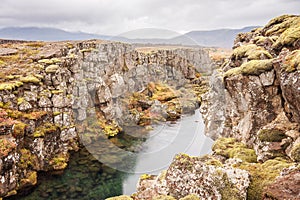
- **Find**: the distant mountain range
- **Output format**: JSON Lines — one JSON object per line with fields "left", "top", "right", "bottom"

{"left": 0, "top": 26, "right": 259, "bottom": 48}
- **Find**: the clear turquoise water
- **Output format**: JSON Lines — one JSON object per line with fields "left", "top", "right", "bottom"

{"left": 6, "top": 109, "right": 213, "bottom": 200}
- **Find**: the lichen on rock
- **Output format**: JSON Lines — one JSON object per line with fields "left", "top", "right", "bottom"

{"left": 212, "top": 137, "right": 257, "bottom": 163}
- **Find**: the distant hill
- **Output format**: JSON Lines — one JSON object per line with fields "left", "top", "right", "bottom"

{"left": 0, "top": 27, "right": 111, "bottom": 41}
{"left": 0, "top": 26, "right": 259, "bottom": 48}
{"left": 174, "top": 26, "right": 259, "bottom": 48}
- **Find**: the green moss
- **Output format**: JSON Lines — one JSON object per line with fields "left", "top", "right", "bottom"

{"left": 5, "top": 75, "right": 15, "bottom": 80}
{"left": 38, "top": 58, "right": 61, "bottom": 65}
{"left": 20, "top": 75, "right": 40, "bottom": 84}
{"left": 151, "top": 83, "right": 177, "bottom": 102}
{"left": 283, "top": 50, "right": 300, "bottom": 72}
{"left": 51, "top": 90, "right": 63, "bottom": 94}
{"left": 19, "top": 171, "right": 37, "bottom": 188}
{"left": 25, "top": 42, "right": 45, "bottom": 48}
{"left": 238, "top": 157, "right": 293, "bottom": 200}
{"left": 18, "top": 148, "right": 37, "bottom": 169}
{"left": 232, "top": 44, "right": 272, "bottom": 60}
{"left": 34, "top": 74, "right": 44, "bottom": 80}
{"left": 241, "top": 59, "right": 274, "bottom": 75}
{"left": 98, "top": 119, "right": 122, "bottom": 137}
{"left": 153, "top": 195, "right": 176, "bottom": 200}
{"left": 290, "top": 143, "right": 300, "bottom": 162}
{"left": 80, "top": 48, "right": 98, "bottom": 53}
{"left": 13, "top": 122, "right": 27, "bottom": 138}
{"left": 23, "top": 111, "right": 48, "bottom": 120}
{"left": 33, "top": 122, "right": 59, "bottom": 138}
{"left": 5, "top": 190, "right": 17, "bottom": 197}
{"left": 45, "top": 64, "right": 60, "bottom": 73}
{"left": 17, "top": 97, "right": 25, "bottom": 105}
{"left": 223, "top": 67, "right": 243, "bottom": 78}
{"left": 0, "top": 59, "right": 6, "bottom": 66}
{"left": 0, "top": 138, "right": 16, "bottom": 158}
{"left": 201, "top": 155, "right": 223, "bottom": 167}
{"left": 273, "top": 26, "right": 300, "bottom": 49}
{"left": 51, "top": 58, "right": 61, "bottom": 63}
{"left": 140, "top": 173, "right": 152, "bottom": 180}
{"left": 106, "top": 195, "right": 133, "bottom": 200}
{"left": 219, "top": 173, "right": 241, "bottom": 200}
{"left": 50, "top": 155, "right": 68, "bottom": 170}
{"left": 174, "top": 153, "right": 195, "bottom": 171}
{"left": 258, "top": 129, "right": 286, "bottom": 142}
{"left": 0, "top": 81, "right": 23, "bottom": 91}
{"left": 224, "top": 59, "right": 273, "bottom": 77}
{"left": 265, "top": 15, "right": 300, "bottom": 36}
{"left": 53, "top": 111, "right": 61, "bottom": 116}
{"left": 212, "top": 137, "right": 257, "bottom": 163}
{"left": 179, "top": 194, "right": 200, "bottom": 200}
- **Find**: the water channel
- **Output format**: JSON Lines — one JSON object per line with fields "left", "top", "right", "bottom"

{"left": 7, "top": 109, "right": 213, "bottom": 200}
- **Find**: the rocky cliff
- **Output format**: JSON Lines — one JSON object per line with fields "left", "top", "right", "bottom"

{"left": 200, "top": 14, "right": 300, "bottom": 199}
{"left": 0, "top": 40, "right": 211, "bottom": 198}
{"left": 110, "top": 14, "right": 300, "bottom": 200}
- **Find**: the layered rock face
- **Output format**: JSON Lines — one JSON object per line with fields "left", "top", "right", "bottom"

{"left": 130, "top": 14, "right": 300, "bottom": 200}
{"left": 202, "top": 14, "right": 300, "bottom": 160}
{"left": 200, "top": 14, "right": 300, "bottom": 199}
{"left": 0, "top": 40, "right": 211, "bottom": 197}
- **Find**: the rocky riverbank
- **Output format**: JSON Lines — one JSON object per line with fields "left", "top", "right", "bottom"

{"left": 108, "top": 14, "right": 300, "bottom": 200}
{"left": 0, "top": 39, "right": 211, "bottom": 198}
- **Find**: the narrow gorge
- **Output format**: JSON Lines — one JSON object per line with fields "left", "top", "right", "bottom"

{"left": 0, "top": 14, "right": 300, "bottom": 200}
{"left": 0, "top": 39, "right": 211, "bottom": 199}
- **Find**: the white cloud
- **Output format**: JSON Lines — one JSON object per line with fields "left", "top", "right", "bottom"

{"left": 0, "top": 0, "right": 299, "bottom": 35}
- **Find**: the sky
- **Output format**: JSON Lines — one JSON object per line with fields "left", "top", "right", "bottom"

{"left": 0, "top": 0, "right": 299, "bottom": 37}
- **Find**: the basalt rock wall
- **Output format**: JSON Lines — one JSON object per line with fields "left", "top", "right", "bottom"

{"left": 0, "top": 40, "right": 211, "bottom": 197}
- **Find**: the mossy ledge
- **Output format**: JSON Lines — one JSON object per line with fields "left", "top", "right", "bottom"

{"left": 224, "top": 59, "right": 273, "bottom": 77}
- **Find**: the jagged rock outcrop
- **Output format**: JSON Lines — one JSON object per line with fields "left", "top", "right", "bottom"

{"left": 134, "top": 153, "right": 250, "bottom": 200}
{"left": 0, "top": 40, "right": 211, "bottom": 197}
{"left": 201, "top": 14, "right": 300, "bottom": 199}
{"left": 263, "top": 166, "right": 300, "bottom": 200}
{"left": 202, "top": 14, "right": 300, "bottom": 157}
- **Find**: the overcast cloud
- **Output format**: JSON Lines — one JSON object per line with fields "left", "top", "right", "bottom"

{"left": 0, "top": 0, "right": 299, "bottom": 36}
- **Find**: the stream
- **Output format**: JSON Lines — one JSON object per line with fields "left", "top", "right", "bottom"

{"left": 7, "top": 109, "right": 213, "bottom": 200}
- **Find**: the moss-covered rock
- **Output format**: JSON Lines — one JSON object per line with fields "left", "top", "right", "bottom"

{"left": 257, "top": 128, "right": 286, "bottom": 142}
{"left": 38, "top": 58, "right": 61, "bottom": 65}
{"left": 165, "top": 153, "right": 250, "bottom": 200}
{"left": 283, "top": 50, "right": 300, "bottom": 72}
{"left": 140, "top": 173, "right": 153, "bottom": 180}
{"left": 0, "top": 81, "right": 23, "bottom": 91}
{"left": 238, "top": 157, "right": 294, "bottom": 200}
{"left": 151, "top": 83, "right": 178, "bottom": 102}
{"left": 18, "top": 148, "right": 38, "bottom": 169}
{"left": 272, "top": 23, "right": 300, "bottom": 49}
{"left": 264, "top": 15, "right": 300, "bottom": 36}
{"left": 290, "top": 143, "right": 300, "bottom": 162}
{"left": 212, "top": 137, "right": 257, "bottom": 163}
{"left": 179, "top": 194, "right": 200, "bottom": 200}
{"left": 224, "top": 59, "right": 273, "bottom": 77}
{"left": 49, "top": 154, "right": 68, "bottom": 170}
{"left": 101, "top": 120, "right": 122, "bottom": 137}
{"left": 232, "top": 44, "right": 272, "bottom": 60}
{"left": 105, "top": 195, "right": 133, "bottom": 200}
{"left": 33, "top": 122, "right": 59, "bottom": 138}
{"left": 19, "top": 171, "right": 37, "bottom": 188}
{"left": 153, "top": 195, "right": 176, "bottom": 200}
{"left": 19, "top": 75, "right": 40, "bottom": 84}
{"left": 12, "top": 122, "right": 27, "bottom": 138}
{"left": 0, "top": 138, "right": 16, "bottom": 158}
{"left": 45, "top": 64, "right": 59, "bottom": 73}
